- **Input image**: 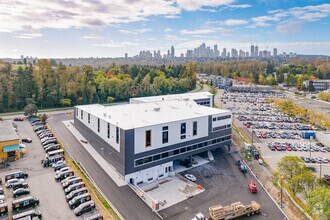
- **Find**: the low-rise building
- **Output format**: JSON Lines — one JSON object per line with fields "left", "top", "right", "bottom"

{"left": 303, "top": 80, "right": 330, "bottom": 92}
{"left": 208, "top": 75, "right": 232, "bottom": 89}
{"left": 130, "top": 92, "right": 214, "bottom": 107}
{"left": 74, "top": 97, "right": 232, "bottom": 185}
{"left": 0, "top": 121, "right": 21, "bottom": 161}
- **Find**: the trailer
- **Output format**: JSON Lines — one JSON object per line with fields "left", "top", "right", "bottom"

{"left": 209, "top": 201, "right": 261, "bottom": 220}
{"left": 302, "top": 131, "right": 315, "bottom": 139}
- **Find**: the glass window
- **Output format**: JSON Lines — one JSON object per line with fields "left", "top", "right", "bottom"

{"left": 187, "top": 146, "right": 192, "bottom": 151}
{"left": 145, "top": 130, "right": 151, "bottom": 147}
{"left": 153, "top": 154, "right": 161, "bottom": 161}
{"left": 181, "top": 123, "right": 186, "bottom": 134}
{"left": 173, "top": 149, "right": 179, "bottom": 155}
{"left": 116, "top": 127, "right": 119, "bottom": 144}
{"left": 180, "top": 135, "right": 186, "bottom": 139}
{"left": 88, "top": 113, "right": 90, "bottom": 123}
{"left": 212, "top": 118, "right": 216, "bottom": 122}
{"left": 81, "top": 110, "right": 83, "bottom": 119}
{"left": 162, "top": 130, "right": 168, "bottom": 144}
{"left": 162, "top": 152, "right": 169, "bottom": 158}
{"left": 162, "top": 126, "right": 168, "bottom": 131}
{"left": 180, "top": 148, "right": 186, "bottom": 153}
{"left": 135, "top": 159, "right": 143, "bottom": 166}
{"left": 198, "top": 143, "right": 203, "bottom": 148}
{"left": 193, "top": 121, "right": 197, "bottom": 136}
{"left": 107, "top": 123, "right": 110, "bottom": 138}
{"left": 192, "top": 144, "right": 198, "bottom": 149}
{"left": 144, "top": 157, "right": 152, "bottom": 164}
{"left": 97, "top": 118, "right": 100, "bottom": 132}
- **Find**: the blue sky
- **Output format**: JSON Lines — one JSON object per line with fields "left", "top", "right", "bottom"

{"left": 0, "top": 0, "right": 330, "bottom": 58}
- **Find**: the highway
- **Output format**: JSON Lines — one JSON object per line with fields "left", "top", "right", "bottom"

{"left": 48, "top": 113, "right": 159, "bottom": 220}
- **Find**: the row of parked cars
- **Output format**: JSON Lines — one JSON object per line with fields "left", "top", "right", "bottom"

{"left": 1, "top": 170, "right": 42, "bottom": 220}
{"left": 300, "top": 156, "right": 330, "bottom": 164}
{"left": 244, "top": 122, "right": 315, "bottom": 131}
{"left": 254, "top": 130, "right": 302, "bottom": 140}
{"left": 267, "top": 142, "right": 330, "bottom": 153}
{"left": 28, "top": 117, "right": 103, "bottom": 220}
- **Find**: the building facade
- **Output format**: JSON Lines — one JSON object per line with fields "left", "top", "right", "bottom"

{"left": 208, "top": 75, "right": 232, "bottom": 89}
{"left": 74, "top": 97, "right": 231, "bottom": 185}
{"left": 0, "top": 121, "right": 21, "bottom": 161}
{"left": 303, "top": 80, "right": 330, "bottom": 92}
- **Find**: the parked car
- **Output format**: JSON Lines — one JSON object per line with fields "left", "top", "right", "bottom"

{"left": 12, "top": 196, "right": 39, "bottom": 213}
{"left": 13, "top": 118, "right": 24, "bottom": 121}
{"left": 21, "top": 138, "right": 32, "bottom": 143}
{"left": 74, "top": 201, "right": 95, "bottom": 216}
{"left": 5, "top": 171, "right": 28, "bottom": 181}
{"left": 5, "top": 179, "right": 25, "bottom": 188}
{"left": 13, "top": 188, "right": 30, "bottom": 198}
{"left": 184, "top": 174, "right": 196, "bottom": 182}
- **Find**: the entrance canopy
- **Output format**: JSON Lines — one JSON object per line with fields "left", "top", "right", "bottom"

{"left": 3, "top": 144, "right": 20, "bottom": 152}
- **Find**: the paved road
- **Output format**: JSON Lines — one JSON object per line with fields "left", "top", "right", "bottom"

{"left": 48, "top": 114, "right": 159, "bottom": 220}
{"left": 159, "top": 148, "right": 285, "bottom": 220}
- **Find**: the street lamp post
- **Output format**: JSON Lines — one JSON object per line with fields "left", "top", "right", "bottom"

{"left": 319, "top": 161, "right": 322, "bottom": 180}
{"left": 309, "top": 136, "right": 314, "bottom": 159}
{"left": 280, "top": 178, "right": 283, "bottom": 208}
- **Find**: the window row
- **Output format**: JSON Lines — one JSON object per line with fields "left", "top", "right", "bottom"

{"left": 212, "top": 115, "right": 231, "bottom": 122}
{"left": 212, "top": 124, "right": 231, "bottom": 132}
{"left": 196, "top": 101, "right": 210, "bottom": 106}
{"left": 136, "top": 135, "right": 231, "bottom": 167}
{"left": 145, "top": 122, "right": 198, "bottom": 147}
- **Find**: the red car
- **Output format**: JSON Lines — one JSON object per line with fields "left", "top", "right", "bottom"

{"left": 275, "top": 146, "right": 282, "bottom": 151}
{"left": 13, "top": 117, "right": 24, "bottom": 121}
{"left": 285, "top": 146, "right": 293, "bottom": 151}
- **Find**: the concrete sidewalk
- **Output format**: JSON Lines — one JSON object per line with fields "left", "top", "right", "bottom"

{"left": 63, "top": 120, "right": 127, "bottom": 187}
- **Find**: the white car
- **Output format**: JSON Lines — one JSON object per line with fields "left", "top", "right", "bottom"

{"left": 258, "top": 159, "right": 263, "bottom": 165}
{"left": 184, "top": 174, "right": 197, "bottom": 182}
{"left": 56, "top": 166, "right": 70, "bottom": 174}
{"left": 52, "top": 160, "right": 66, "bottom": 168}
{"left": 6, "top": 178, "right": 25, "bottom": 188}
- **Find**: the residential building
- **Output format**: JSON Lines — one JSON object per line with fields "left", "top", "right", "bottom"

{"left": 303, "top": 80, "right": 330, "bottom": 92}
{"left": 0, "top": 121, "right": 21, "bottom": 161}
{"left": 74, "top": 97, "right": 232, "bottom": 185}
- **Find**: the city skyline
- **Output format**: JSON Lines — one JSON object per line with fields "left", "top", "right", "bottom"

{"left": 1, "top": 0, "right": 330, "bottom": 58}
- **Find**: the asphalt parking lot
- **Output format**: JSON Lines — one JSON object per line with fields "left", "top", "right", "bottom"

{"left": 158, "top": 147, "right": 285, "bottom": 220}
{"left": 0, "top": 119, "right": 78, "bottom": 219}
{"left": 222, "top": 90, "right": 330, "bottom": 176}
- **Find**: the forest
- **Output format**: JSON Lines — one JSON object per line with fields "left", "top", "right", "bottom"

{"left": 0, "top": 60, "right": 197, "bottom": 113}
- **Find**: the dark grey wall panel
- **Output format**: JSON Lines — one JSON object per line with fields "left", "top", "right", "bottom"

{"left": 74, "top": 117, "right": 125, "bottom": 176}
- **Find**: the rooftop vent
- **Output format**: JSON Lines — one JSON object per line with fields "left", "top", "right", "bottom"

{"left": 103, "top": 113, "right": 107, "bottom": 117}
{"left": 183, "top": 98, "right": 189, "bottom": 101}
{"left": 153, "top": 107, "right": 161, "bottom": 111}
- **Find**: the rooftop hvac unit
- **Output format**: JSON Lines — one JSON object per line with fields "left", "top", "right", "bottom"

{"left": 153, "top": 107, "right": 161, "bottom": 111}
{"left": 103, "top": 113, "right": 107, "bottom": 117}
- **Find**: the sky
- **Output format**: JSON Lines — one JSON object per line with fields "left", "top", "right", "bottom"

{"left": 0, "top": 0, "right": 330, "bottom": 58}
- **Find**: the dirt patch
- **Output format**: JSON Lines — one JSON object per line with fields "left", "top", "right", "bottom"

{"left": 179, "top": 184, "right": 197, "bottom": 194}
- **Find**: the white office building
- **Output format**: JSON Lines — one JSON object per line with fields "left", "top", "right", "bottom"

{"left": 74, "top": 94, "right": 231, "bottom": 185}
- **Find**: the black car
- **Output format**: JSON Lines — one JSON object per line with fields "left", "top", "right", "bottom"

{"left": 13, "top": 188, "right": 30, "bottom": 198}
{"left": 74, "top": 201, "right": 95, "bottom": 216}
{"left": 12, "top": 182, "right": 29, "bottom": 191}
{"left": 21, "top": 138, "right": 32, "bottom": 143}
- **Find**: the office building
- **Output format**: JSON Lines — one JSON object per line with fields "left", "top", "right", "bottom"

{"left": 171, "top": 46, "right": 175, "bottom": 59}
{"left": 250, "top": 45, "right": 254, "bottom": 57}
{"left": 255, "top": 45, "right": 259, "bottom": 57}
{"left": 74, "top": 93, "right": 232, "bottom": 185}
{"left": 303, "top": 80, "right": 330, "bottom": 92}
{"left": 273, "top": 48, "right": 277, "bottom": 57}
{"left": 208, "top": 76, "right": 232, "bottom": 89}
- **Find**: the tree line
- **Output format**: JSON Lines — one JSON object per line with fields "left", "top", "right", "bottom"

{"left": 198, "top": 59, "right": 330, "bottom": 88}
{"left": 0, "top": 60, "right": 197, "bottom": 113}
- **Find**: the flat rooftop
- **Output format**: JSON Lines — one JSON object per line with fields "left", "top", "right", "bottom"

{"left": 77, "top": 100, "right": 230, "bottom": 130}
{"left": 0, "top": 120, "right": 19, "bottom": 142}
{"left": 129, "top": 92, "right": 213, "bottom": 104}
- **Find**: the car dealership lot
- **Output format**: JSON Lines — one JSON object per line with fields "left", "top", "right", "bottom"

{"left": 0, "top": 119, "right": 81, "bottom": 219}
{"left": 222, "top": 90, "right": 330, "bottom": 176}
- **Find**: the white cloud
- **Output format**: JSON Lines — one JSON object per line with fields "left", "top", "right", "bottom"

{"left": 227, "top": 4, "right": 252, "bottom": 9}
{"left": 180, "top": 27, "right": 220, "bottom": 35}
{"left": 82, "top": 34, "right": 105, "bottom": 39}
{"left": 276, "top": 21, "right": 302, "bottom": 33}
{"left": 164, "top": 15, "right": 181, "bottom": 19}
{"left": 251, "top": 3, "right": 330, "bottom": 27}
{"left": 223, "top": 19, "right": 248, "bottom": 26}
{"left": 15, "top": 33, "right": 43, "bottom": 39}
{"left": 93, "top": 41, "right": 139, "bottom": 48}
{"left": 164, "top": 28, "right": 172, "bottom": 32}
{"left": 119, "top": 28, "right": 152, "bottom": 35}
{"left": 175, "top": 0, "right": 234, "bottom": 11}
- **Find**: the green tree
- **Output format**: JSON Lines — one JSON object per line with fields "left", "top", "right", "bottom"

{"left": 23, "top": 98, "right": 38, "bottom": 116}
{"left": 277, "top": 156, "right": 305, "bottom": 180}
{"left": 308, "top": 186, "right": 330, "bottom": 219}
{"left": 60, "top": 99, "right": 72, "bottom": 107}
{"left": 106, "top": 96, "right": 115, "bottom": 103}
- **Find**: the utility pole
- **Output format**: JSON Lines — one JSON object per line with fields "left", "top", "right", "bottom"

{"left": 280, "top": 178, "right": 283, "bottom": 208}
